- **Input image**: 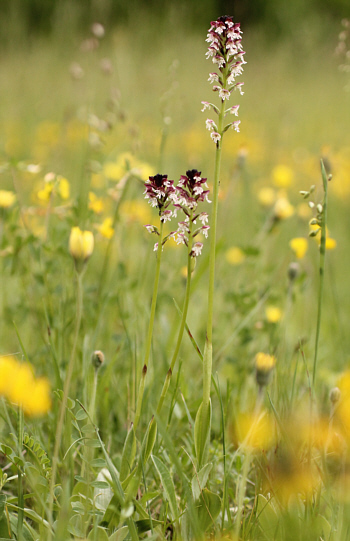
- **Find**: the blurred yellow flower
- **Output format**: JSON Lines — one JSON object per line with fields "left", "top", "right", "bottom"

{"left": 225, "top": 246, "right": 245, "bottom": 265}
{"left": 88, "top": 192, "right": 105, "bottom": 214}
{"left": 289, "top": 237, "right": 308, "bottom": 259}
{"left": 235, "top": 410, "right": 275, "bottom": 450}
{"left": 297, "top": 202, "right": 312, "bottom": 219}
{"left": 69, "top": 227, "right": 94, "bottom": 262}
{"left": 272, "top": 165, "right": 293, "bottom": 188}
{"left": 97, "top": 217, "right": 114, "bottom": 239}
{"left": 57, "top": 176, "right": 70, "bottom": 200}
{"left": 325, "top": 237, "right": 337, "bottom": 250}
{"left": 0, "top": 356, "right": 51, "bottom": 416}
{"left": 120, "top": 200, "right": 151, "bottom": 224}
{"left": 257, "top": 187, "right": 276, "bottom": 206}
{"left": 265, "top": 305, "right": 282, "bottom": 323}
{"left": 0, "top": 190, "right": 16, "bottom": 209}
{"left": 273, "top": 197, "right": 294, "bottom": 220}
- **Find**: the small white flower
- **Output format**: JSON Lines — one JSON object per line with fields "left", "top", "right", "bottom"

{"left": 235, "top": 82, "right": 245, "bottom": 95}
{"left": 211, "top": 132, "right": 221, "bottom": 143}
{"left": 219, "top": 88, "right": 231, "bottom": 100}
{"left": 208, "top": 72, "right": 219, "bottom": 83}
{"left": 228, "top": 105, "right": 240, "bottom": 116}
{"left": 232, "top": 120, "right": 241, "bottom": 132}
{"left": 213, "top": 56, "right": 225, "bottom": 68}
{"left": 154, "top": 242, "right": 158, "bottom": 251}
{"left": 191, "top": 242, "right": 203, "bottom": 257}
{"left": 201, "top": 101, "right": 210, "bottom": 112}
{"left": 193, "top": 185, "right": 204, "bottom": 196}
{"left": 161, "top": 210, "right": 173, "bottom": 223}
{"left": 199, "top": 212, "right": 209, "bottom": 225}
{"left": 201, "top": 225, "right": 210, "bottom": 238}
{"left": 206, "top": 119, "right": 216, "bottom": 131}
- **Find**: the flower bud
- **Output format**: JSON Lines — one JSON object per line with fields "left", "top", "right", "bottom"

{"left": 69, "top": 227, "right": 94, "bottom": 265}
{"left": 92, "top": 350, "right": 105, "bottom": 369}
{"left": 288, "top": 262, "right": 300, "bottom": 281}
{"left": 329, "top": 386, "right": 341, "bottom": 405}
{"left": 255, "top": 352, "right": 276, "bottom": 388}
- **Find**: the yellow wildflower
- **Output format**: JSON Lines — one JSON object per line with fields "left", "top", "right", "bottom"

{"left": 273, "top": 197, "right": 294, "bottom": 220}
{"left": 289, "top": 237, "right": 308, "bottom": 259}
{"left": 88, "top": 192, "right": 105, "bottom": 214}
{"left": 272, "top": 165, "right": 293, "bottom": 188}
{"left": 97, "top": 217, "right": 114, "bottom": 239}
{"left": 57, "top": 176, "right": 70, "bottom": 200}
{"left": 325, "top": 237, "right": 337, "bottom": 250}
{"left": 225, "top": 246, "right": 245, "bottom": 265}
{"left": 0, "top": 356, "right": 51, "bottom": 416}
{"left": 265, "top": 305, "right": 282, "bottom": 323}
{"left": 0, "top": 190, "right": 16, "bottom": 209}
{"left": 120, "top": 200, "right": 151, "bottom": 224}
{"left": 235, "top": 410, "right": 275, "bottom": 450}
{"left": 257, "top": 187, "right": 276, "bottom": 207}
{"left": 69, "top": 227, "right": 94, "bottom": 263}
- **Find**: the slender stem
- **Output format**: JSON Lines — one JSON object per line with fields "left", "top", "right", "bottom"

{"left": 157, "top": 212, "right": 194, "bottom": 415}
{"left": 234, "top": 450, "right": 252, "bottom": 540}
{"left": 203, "top": 97, "right": 225, "bottom": 408}
{"left": 312, "top": 160, "right": 328, "bottom": 386}
{"left": 48, "top": 270, "right": 84, "bottom": 536}
{"left": 134, "top": 220, "right": 164, "bottom": 429}
{"left": 17, "top": 405, "right": 24, "bottom": 541}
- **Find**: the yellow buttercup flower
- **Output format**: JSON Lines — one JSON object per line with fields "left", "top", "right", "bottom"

{"left": 57, "top": 176, "right": 70, "bottom": 200}
{"left": 272, "top": 165, "right": 293, "bottom": 188}
{"left": 88, "top": 192, "right": 105, "bottom": 214}
{"left": 225, "top": 246, "right": 245, "bottom": 265}
{"left": 97, "top": 217, "right": 114, "bottom": 239}
{"left": 273, "top": 196, "right": 294, "bottom": 220}
{"left": 235, "top": 410, "right": 275, "bottom": 450}
{"left": 0, "top": 356, "right": 51, "bottom": 417}
{"left": 0, "top": 190, "right": 16, "bottom": 209}
{"left": 325, "top": 237, "right": 337, "bottom": 250}
{"left": 257, "top": 187, "right": 276, "bottom": 207}
{"left": 69, "top": 227, "right": 94, "bottom": 262}
{"left": 265, "top": 305, "right": 282, "bottom": 323}
{"left": 289, "top": 237, "right": 308, "bottom": 259}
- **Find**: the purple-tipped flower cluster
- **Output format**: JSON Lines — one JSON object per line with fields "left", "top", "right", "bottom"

{"left": 144, "top": 170, "right": 211, "bottom": 258}
{"left": 202, "top": 15, "right": 245, "bottom": 143}
{"left": 144, "top": 174, "right": 176, "bottom": 222}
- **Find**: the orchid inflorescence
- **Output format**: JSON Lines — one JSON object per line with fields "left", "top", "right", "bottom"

{"left": 144, "top": 169, "right": 210, "bottom": 257}
{"left": 202, "top": 15, "right": 246, "bottom": 143}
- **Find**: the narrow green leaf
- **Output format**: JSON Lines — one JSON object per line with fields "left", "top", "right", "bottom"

{"left": 194, "top": 399, "right": 212, "bottom": 468}
{"left": 120, "top": 424, "right": 136, "bottom": 482}
{"left": 191, "top": 463, "right": 212, "bottom": 501}
{"left": 151, "top": 455, "right": 178, "bottom": 521}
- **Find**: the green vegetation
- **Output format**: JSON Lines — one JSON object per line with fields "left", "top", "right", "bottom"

{"left": 0, "top": 10, "right": 350, "bottom": 541}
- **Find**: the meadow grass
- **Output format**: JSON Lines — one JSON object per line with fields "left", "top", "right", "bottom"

{"left": 0, "top": 14, "right": 350, "bottom": 541}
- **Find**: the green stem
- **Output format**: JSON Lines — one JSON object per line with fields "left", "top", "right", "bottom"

{"left": 48, "top": 270, "right": 84, "bottom": 537}
{"left": 134, "top": 220, "right": 164, "bottom": 429}
{"left": 203, "top": 97, "right": 225, "bottom": 409}
{"left": 312, "top": 160, "right": 328, "bottom": 387}
{"left": 157, "top": 212, "right": 194, "bottom": 415}
{"left": 234, "top": 450, "right": 252, "bottom": 540}
{"left": 17, "top": 405, "right": 24, "bottom": 541}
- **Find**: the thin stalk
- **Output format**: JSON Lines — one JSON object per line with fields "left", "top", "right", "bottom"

{"left": 17, "top": 405, "right": 24, "bottom": 541}
{"left": 134, "top": 220, "right": 164, "bottom": 429}
{"left": 312, "top": 160, "right": 328, "bottom": 386}
{"left": 156, "top": 212, "right": 194, "bottom": 415}
{"left": 203, "top": 96, "right": 225, "bottom": 409}
{"left": 234, "top": 450, "right": 252, "bottom": 540}
{"left": 48, "top": 270, "right": 84, "bottom": 537}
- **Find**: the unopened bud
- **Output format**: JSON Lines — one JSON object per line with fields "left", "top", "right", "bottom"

{"left": 288, "top": 262, "right": 300, "bottom": 281}
{"left": 308, "top": 201, "right": 315, "bottom": 209}
{"left": 329, "top": 387, "right": 341, "bottom": 405}
{"left": 92, "top": 350, "right": 105, "bottom": 369}
{"left": 255, "top": 352, "right": 276, "bottom": 387}
{"left": 316, "top": 204, "right": 323, "bottom": 214}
